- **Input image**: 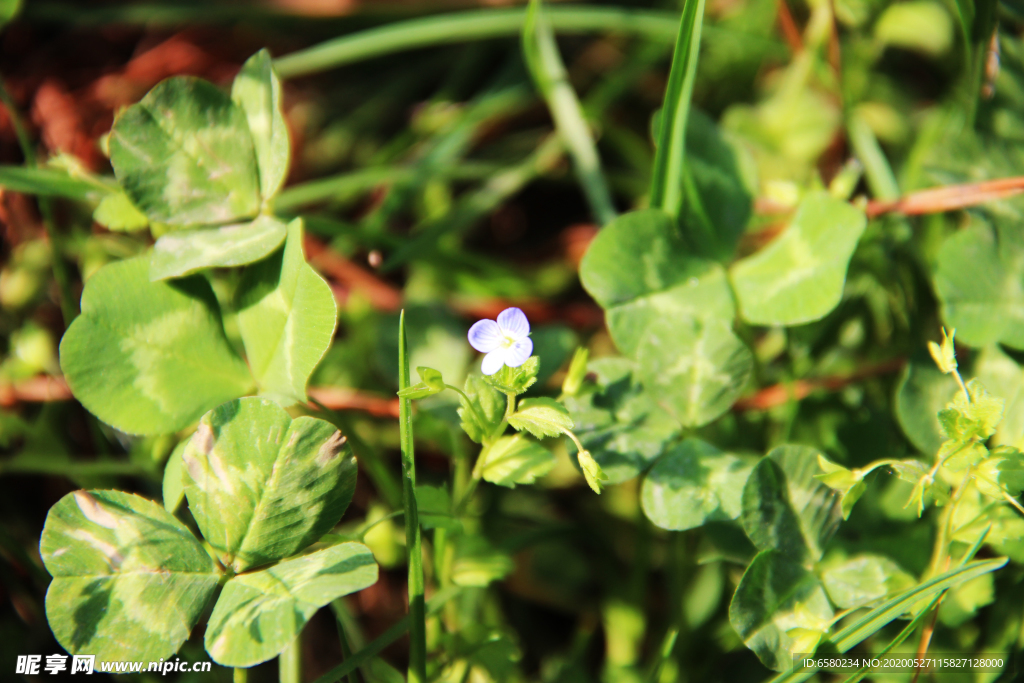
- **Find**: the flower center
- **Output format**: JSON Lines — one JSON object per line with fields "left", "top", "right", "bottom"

{"left": 501, "top": 335, "right": 517, "bottom": 349}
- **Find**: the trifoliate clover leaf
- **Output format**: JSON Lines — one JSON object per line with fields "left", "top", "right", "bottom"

{"left": 483, "top": 356, "right": 540, "bottom": 396}
{"left": 397, "top": 366, "right": 446, "bottom": 400}
{"left": 508, "top": 397, "right": 573, "bottom": 439}
{"left": 814, "top": 455, "right": 866, "bottom": 520}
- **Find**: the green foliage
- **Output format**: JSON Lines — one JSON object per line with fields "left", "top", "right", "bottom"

{"left": 205, "top": 543, "right": 377, "bottom": 666}
{"left": 730, "top": 192, "right": 867, "bottom": 326}
{"left": 149, "top": 214, "right": 287, "bottom": 281}
{"left": 398, "top": 366, "right": 446, "bottom": 399}
{"left": 236, "top": 218, "right": 338, "bottom": 404}
{"left": 479, "top": 435, "right": 556, "bottom": 487}
{"left": 508, "top": 396, "right": 573, "bottom": 438}
{"left": 819, "top": 554, "right": 915, "bottom": 609}
{"left": 231, "top": 49, "right": 290, "bottom": 202}
{"left": 458, "top": 375, "right": 505, "bottom": 444}
{"left": 482, "top": 355, "right": 539, "bottom": 395}
{"left": 110, "top": 77, "right": 261, "bottom": 226}
{"left": 59, "top": 256, "right": 253, "bottom": 435}
{"left": 41, "top": 490, "right": 221, "bottom": 662}
{"left": 182, "top": 397, "right": 357, "bottom": 572}
{"left": 640, "top": 438, "right": 750, "bottom": 530}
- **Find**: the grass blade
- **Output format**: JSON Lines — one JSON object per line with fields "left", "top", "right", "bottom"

{"left": 648, "top": 0, "right": 705, "bottom": 220}
{"left": 397, "top": 310, "right": 426, "bottom": 683}
{"left": 522, "top": 0, "right": 616, "bottom": 225}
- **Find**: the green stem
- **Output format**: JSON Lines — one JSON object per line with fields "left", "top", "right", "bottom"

{"left": 397, "top": 310, "right": 427, "bottom": 683}
{"left": 522, "top": 0, "right": 616, "bottom": 226}
{"left": 234, "top": 668, "right": 248, "bottom": 683}
{"left": 0, "top": 458, "right": 150, "bottom": 478}
{"left": 273, "top": 7, "right": 682, "bottom": 78}
{"left": 279, "top": 635, "right": 301, "bottom": 683}
{"left": 313, "top": 587, "right": 462, "bottom": 683}
{"left": 847, "top": 111, "right": 899, "bottom": 202}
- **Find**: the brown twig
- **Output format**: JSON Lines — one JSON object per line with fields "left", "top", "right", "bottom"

{"left": 733, "top": 357, "right": 905, "bottom": 411}
{"left": 307, "top": 386, "right": 400, "bottom": 418}
{"left": 304, "top": 235, "right": 403, "bottom": 311}
{"left": 0, "top": 375, "right": 73, "bottom": 408}
{"left": 776, "top": 0, "right": 804, "bottom": 53}
{"left": 866, "top": 176, "right": 1024, "bottom": 218}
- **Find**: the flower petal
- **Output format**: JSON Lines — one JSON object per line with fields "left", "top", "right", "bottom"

{"left": 496, "top": 307, "right": 530, "bottom": 340}
{"left": 481, "top": 349, "right": 507, "bottom": 375}
{"left": 468, "top": 319, "right": 503, "bottom": 353}
{"left": 504, "top": 337, "right": 533, "bottom": 368}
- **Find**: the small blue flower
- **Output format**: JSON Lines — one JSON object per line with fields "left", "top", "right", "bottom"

{"left": 468, "top": 307, "right": 533, "bottom": 375}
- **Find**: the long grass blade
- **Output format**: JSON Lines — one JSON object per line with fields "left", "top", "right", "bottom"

{"left": 648, "top": 0, "right": 705, "bottom": 220}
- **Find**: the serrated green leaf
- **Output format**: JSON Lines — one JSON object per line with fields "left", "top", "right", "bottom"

{"left": 508, "top": 397, "right": 573, "bottom": 439}
{"left": 59, "top": 256, "right": 253, "bottom": 435}
{"left": 149, "top": 214, "right": 288, "bottom": 281}
{"left": 482, "top": 356, "right": 539, "bottom": 395}
{"left": 480, "top": 434, "right": 556, "bottom": 488}
{"left": 641, "top": 438, "right": 751, "bottom": 530}
{"left": 580, "top": 209, "right": 735, "bottom": 356}
{"left": 458, "top": 375, "right": 504, "bottom": 444}
{"left": 232, "top": 49, "right": 289, "bottom": 201}
{"left": 236, "top": 218, "right": 337, "bottom": 405}
{"left": 934, "top": 217, "right": 1024, "bottom": 349}
{"left": 730, "top": 192, "right": 867, "bottom": 326}
{"left": 938, "top": 378, "right": 1004, "bottom": 442}
{"left": 563, "top": 358, "right": 681, "bottom": 484}
{"left": 577, "top": 449, "right": 607, "bottom": 493}
{"left": 814, "top": 456, "right": 866, "bottom": 520}
{"left": 181, "top": 397, "right": 357, "bottom": 572}
{"left": 205, "top": 542, "right": 377, "bottom": 667}
{"left": 93, "top": 191, "right": 148, "bottom": 232}
{"left": 41, "top": 490, "right": 220, "bottom": 662}
{"left": 637, "top": 315, "right": 752, "bottom": 427}
{"left": 109, "top": 76, "right": 260, "bottom": 225}
{"left": 728, "top": 549, "right": 834, "bottom": 671}
{"left": 820, "top": 554, "right": 915, "bottom": 609}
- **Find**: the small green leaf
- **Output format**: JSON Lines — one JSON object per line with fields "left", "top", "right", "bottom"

{"left": 480, "top": 434, "right": 556, "bottom": 488}
{"left": 415, "top": 484, "right": 460, "bottom": 531}
{"left": 729, "top": 549, "right": 834, "bottom": 671}
{"left": 59, "top": 256, "right": 253, "bottom": 435}
{"left": 814, "top": 455, "right": 866, "bottom": 520}
{"left": 451, "top": 536, "right": 514, "bottom": 587}
{"left": 641, "top": 438, "right": 751, "bottom": 530}
{"left": 236, "top": 218, "right": 338, "bottom": 405}
{"left": 577, "top": 449, "right": 607, "bottom": 494}
{"left": 205, "top": 542, "right": 377, "bottom": 667}
{"left": 820, "top": 554, "right": 915, "bottom": 609}
{"left": 483, "top": 356, "right": 539, "bottom": 396}
{"left": 41, "top": 490, "right": 220, "bottom": 662}
{"left": 927, "top": 327, "right": 958, "bottom": 374}
{"left": 637, "top": 315, "right": 752, "bottom": 427}
{"left": 398, "top": 366, "right": 446, "bottom": 400}
{"left": 149, "top": 214, "right": 288, "bottom": 281}
{"left": 93, "top": 192, "right": 148, "bottom": 232}
{"left": 232, "top": 49, "right": 289, "bottom": 201}
{"left": 182, "top": 397, "right": 357, "bottom": 572}
{"left": 563, "top": 358, "right": 681, "bottom": 484}
{"left": 730, "top": 192, "right": 867, "bottom": 326}
{"left": 458, "top": 375, "right": 504, "bottom": 444}
{"left": 109, "top": 76, "right": 260, "bottom": 225}
{"left": 508, "top": 397, "right": 574, "bottom": 439}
